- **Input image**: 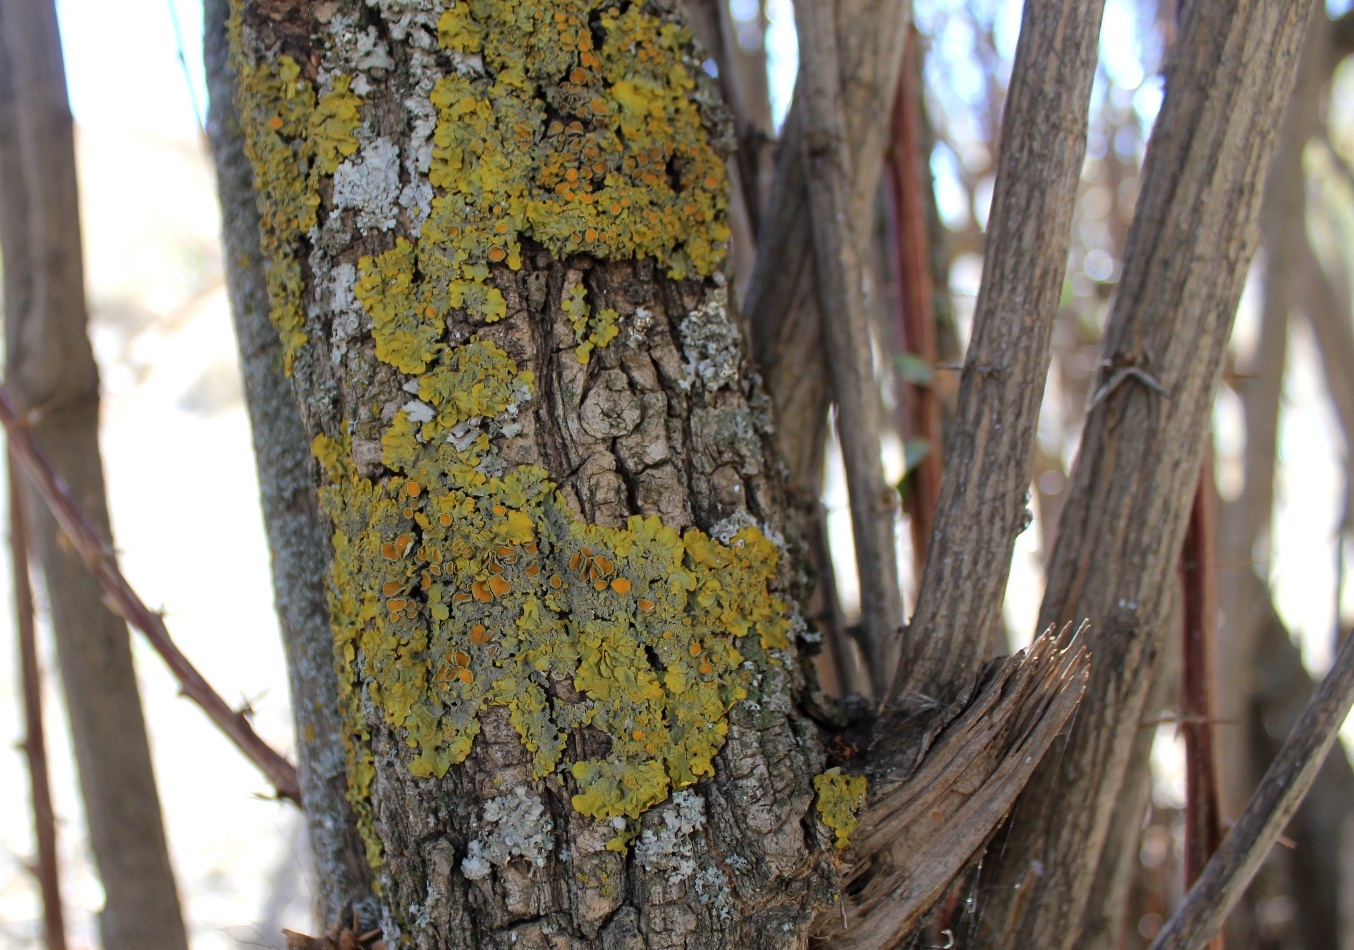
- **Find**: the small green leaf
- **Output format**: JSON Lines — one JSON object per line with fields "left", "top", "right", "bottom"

{"left": 895, "top": 438, "right": 933, "bottom": 504}
{"left": 902, "top": 438, "right": 932, "bottom": 475}
{"left": 894, "top": 352, "right": 934, "bottom": 385}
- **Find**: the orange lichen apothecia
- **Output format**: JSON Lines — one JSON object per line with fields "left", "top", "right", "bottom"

{"left": 318, "top": 410, "right": 792, "bottom": 862}
{"left": 229, "top": 0, "right": 789, "bottom": 870}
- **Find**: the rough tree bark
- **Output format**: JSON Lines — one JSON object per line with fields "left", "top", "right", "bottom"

{"left": 210, "top": 0, "right": 1340, "bottom": 946}
{"left": 0, "top": 2, "right": 188, "bottom": 946}
{"left": 221, "top": 1, "right": 837, "bottom": 945}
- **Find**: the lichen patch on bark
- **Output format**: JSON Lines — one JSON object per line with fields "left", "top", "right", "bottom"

{"left": 229, "top": 0, "right": 830, "bottom": 943}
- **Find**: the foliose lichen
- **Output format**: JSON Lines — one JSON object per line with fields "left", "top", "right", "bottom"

{"left": 813, "top": 768, "right": 868, "bottom": 850}
{"left": 229, "top": 0, "right": 777, "bottom": 874}
{"left": 227, "top": 18, "right": 363, "bottom": 369}
{"left": 634, "top": 789, "right": 706, "bottom": 884}
{"left": 461, "top": 786, "right": 556, "bottom": 880}
{"left": 318, "top": 406, "right": 791, "bottom": 862}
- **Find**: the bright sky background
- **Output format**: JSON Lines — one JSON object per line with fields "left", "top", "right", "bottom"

{"left": 56, "top": 0, "right": 208, "bottom": 137}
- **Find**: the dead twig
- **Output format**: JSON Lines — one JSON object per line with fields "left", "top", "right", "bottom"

{"left": 1147, "top": 622, "right": 1354, "bottom": 950}
{"left": 0, "top": 382, "right": 302, "bottom": 804}
{"left": 10, "top": 451, "right": 67, "bottom": 949}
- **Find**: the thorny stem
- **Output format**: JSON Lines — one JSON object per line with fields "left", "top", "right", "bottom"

{"left": 0, "top": 382, "right": 302, "bottom": 804}
{"left": 10, "top": 451, "right": 67, "bottom": 950}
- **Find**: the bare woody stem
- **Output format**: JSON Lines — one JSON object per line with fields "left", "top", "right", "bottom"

{"left": 1148, "top": 623, "right": 1354, "bottom": 950}
{"left": 1180, "top": 452, "right": 1224, "bottom": 950}
{"left": 977, "top": 3, "right": 1317, "bottom": 944}
{"left": 886, "top": 0, "right": 1106, "bottom": 711}
{"left": 10, "top": 452, "right": 67, "bottom": 950}
{"left": 888, "top": 29, "right": 944, "bottom": 577}
{"left": 0, "top": 383, "right": 302, "bottom": 803}
{"left": 792, "top": 0, "right": 904, "bottom": 694}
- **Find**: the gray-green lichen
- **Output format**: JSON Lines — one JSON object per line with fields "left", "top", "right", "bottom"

{"left": 461, "top": 786, "right": 555, "bottom": 879}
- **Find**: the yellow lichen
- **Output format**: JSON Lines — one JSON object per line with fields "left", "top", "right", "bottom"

{"left": 313, "top": 326, "right": 788, "bottom": 862}
{"left": 813, "top": 769, "right": 868, "bottom": 849}
{"left": 411, "top": 0, "right": 732, "bottom": 355}
{"left": 231, "top": 0, "right": 758, "bottom": 872}
{"left": 319, "top": 391, "right": 789, "bottom": 845}
{"left": 561, "top": 283, "right": 620, "bottom": 364}
{"left": 227, "top": 10, "right": 364, "bottom": 372}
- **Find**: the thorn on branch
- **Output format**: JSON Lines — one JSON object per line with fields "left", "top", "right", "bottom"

{"left": 1089, "top": 362, "right": 1168, "bottom": 411}
{"left": 0, "top": 382, "right": 302, "bottom": 805}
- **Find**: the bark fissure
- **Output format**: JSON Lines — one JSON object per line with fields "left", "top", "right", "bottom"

{"left": 224, "top": 1, "right": 832, "bottom": 945}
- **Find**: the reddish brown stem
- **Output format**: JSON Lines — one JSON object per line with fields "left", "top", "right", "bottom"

{"left": 1180, "top": 445, "right": 1223, "bottom": 949}
{"left": 0, "top": 383, "right": 302, "bottom": 804}
{"left": 888, "top": 27, "right": 944, "bottom": 574}
{"left": 10, "top": 451, "right": 67, "bottom": 949}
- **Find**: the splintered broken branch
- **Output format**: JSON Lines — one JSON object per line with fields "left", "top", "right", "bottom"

{"left": 0, "top": 382, "right": 302, "bottom": 804}
{"left": 1148, "top": 622, "right": 1354, "bottom": 950}
{"left": 820, "top": 626, "right": 1090, "bottom": 948}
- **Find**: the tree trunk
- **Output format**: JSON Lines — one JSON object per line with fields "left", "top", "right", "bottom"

{"left": 223, "top": 1, "right": 836, "bottom": 944}
{"left": 205, "top": 0, "right": 377, "bottom": 927}
{"left": 0, "top": 3, "right": 188, "bottom": 946}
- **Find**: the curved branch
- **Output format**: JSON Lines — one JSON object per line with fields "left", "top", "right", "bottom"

{"left": 0, "top": 383, "right": 302, "bottom": 803}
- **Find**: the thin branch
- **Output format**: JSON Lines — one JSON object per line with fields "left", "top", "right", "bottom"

{"left": 885, "top": 0, "right": 1108, "bottom": 713}
{"left": 1, "top": 0, "right": 188, "bottom": 939}
{"left": 1147, "top": 622, "right": 1354, "bottom": 950}
{"left": 10, "top": 452, "right": 67, "bottom": 950}
{"left": 744, "top": 0, "right": 909, "bottom": 495}
{"left": 888, "top": 28, "right": 945, "bottom": 576}
{"left": 1180, "top": 451, "right": 1223, "bottom": 950}
{"left": 792, "top": 0, "right": 904, "bottom": 694}
{"left": 0, "top": 382, "right": 302, "bottom": 804}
